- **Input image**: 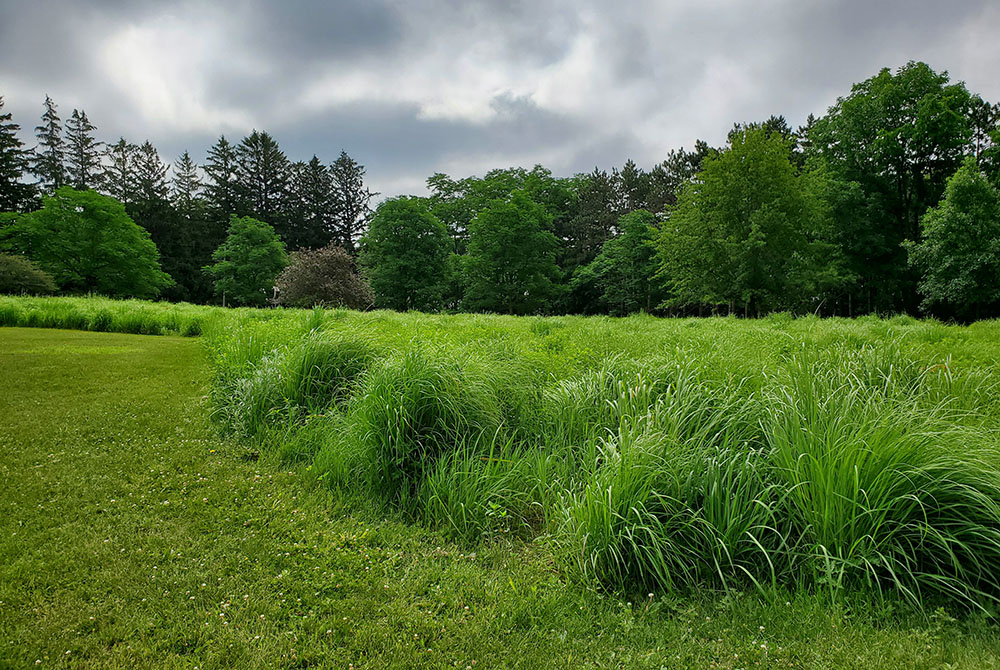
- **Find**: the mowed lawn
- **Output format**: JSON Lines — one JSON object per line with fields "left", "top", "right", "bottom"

{"left": 1, "top": 328, "right": 999, "bottom": 669}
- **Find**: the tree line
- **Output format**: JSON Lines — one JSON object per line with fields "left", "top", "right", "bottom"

{"left": 2, "top": 60, "right": 1000, "bottom": 320}
{"left": 0, "top": 95, "right": 375, "bottom": 303}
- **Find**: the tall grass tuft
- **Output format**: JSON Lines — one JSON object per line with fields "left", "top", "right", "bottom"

{"left": 351, "top": 349, "right": 504, "bottom": 507}
{"left": 763, "top": 354, "right": 1000, "bottom": 608}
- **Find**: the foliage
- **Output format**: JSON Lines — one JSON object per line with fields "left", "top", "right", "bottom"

{"left": 359, "top": 196, "right": 451, "bottom": 311}
{"left": 0, "top": 253, "right": 56, "bottom": 294}
{"left": 274, "top": 244, "right": 373, "bottom": 309}
{"left": 205, "top": 215, "right": 287, "bottom": 306}
{"left": 658, "top": 127, "right": 836, "bottom": 314}
{"left": 236, "top": 130, "right": 290, "bottom": 238}
{"left": 808, "top": 61, "right": 976, "bottom": 313}
{"left": 906, "top": 157, "right": 1000, "bottom": 318}
{"left": 329, "top": 151, "right": 376, "bottom": 251}
{"left": 0, "top": 188, "right": 171, "bottom": 297}
{"left": 31, "top": 95, "right": 65, "bottom": 194}
{"left": 64, "top": 109, "right": 102, "bottom": 190}
{"left": 464, "top": 190, "right": 560, "bottom": 314}
{"left": 0, "top": 96, "right": 37, "bottom": 212}
{"left": 574, "top": 209, "right": 662, "bottom": 316}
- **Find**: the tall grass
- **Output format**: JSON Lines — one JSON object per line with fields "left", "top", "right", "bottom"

{"left": 6, "top": 295, "right": 1000, "bottom": 611}
{"left": 221, "top": 310, "right": 1000, "bottom": 610}
{"left": 0, "top": 295, "right": 218, "bottom": 336}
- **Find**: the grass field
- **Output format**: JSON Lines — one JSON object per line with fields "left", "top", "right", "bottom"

{"left": 2, "top": 301, "right": 1000, "bottom": 667}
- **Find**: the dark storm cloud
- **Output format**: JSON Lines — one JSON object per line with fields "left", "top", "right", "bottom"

{"left": 1, "top": 0, "right": 998, "bottom": 197}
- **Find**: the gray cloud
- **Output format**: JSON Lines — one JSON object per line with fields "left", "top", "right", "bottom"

{"left": 2, "top": 0, "right": 998, "bottom": 198}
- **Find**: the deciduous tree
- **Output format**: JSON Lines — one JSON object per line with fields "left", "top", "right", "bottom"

{"left": 464, "top": 190, "right": 559, "bottom": 314}
{"left": 0, "top": 187, "right": 171, "bottom": 297}
{"left": 205, "top": 215, "right": 287, "bottom": 306}
{"left": 359, "top": 197, "right": 451, "bottom": 311}
{"left": 274, "top": 244, "right": 372, "bottom": 309}
{"left": 905, "top": 158, "right": 1000, "bottom": 319}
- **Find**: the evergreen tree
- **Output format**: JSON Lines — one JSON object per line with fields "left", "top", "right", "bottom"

{"left": 104, "top": 138, "right": 137, "bottom": 205}
{"left": 236, "top": 130, "right": 289, "bottom": 234}
{"left": 133, "top": 141, "right": 169, "bottom": 203}
{"left": 285, "top": 156, "right": 335, "bottom": 250}
{"left": 330, "top": 151, "right": 375, "bottom": 251}
{"left": 0, "top": 96, "right": 36, "bottom": 212}
{"left": 617, "top": 159, "right": 648, "bottom": 213}
{"left": 561, "top": 168, "right": 620, "bottom": 273}
{"left": 203, "top": 135, "right": 242, "bottom": 218}
{"left": 646, "top": 141, "right": 713, "bottom": 213}
{"left": 128, "top": 141, "right": 192, "bottom": 300}
{"left": 65, "top": 109, "right": 103, "bottom": 190}
{"left": 32, "top": 95, "right": 65, "bottom": 194}
{"left": 171, "top": 150, "right": 201, "bottom": 213}
{"left": 170, "top": 150, "right": 216, "bottom": 303}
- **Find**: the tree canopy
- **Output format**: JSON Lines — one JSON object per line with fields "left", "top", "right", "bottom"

{"left": 359, "top": 197, "right": 451, "bottom": 312}
{"left": 464, "top": 190, "right": 560, "bottom": 314}
{"left": 906, "top": 157, "right": 1000, "bottom": 319}
{"left": 205, "top": 215, "right": 287, "bottom": 306}
{"left": 1, "top": 61, "right": 998, "bottom": 320}
{"left": 0, "top": 187, "right": 171, "bottom": 298}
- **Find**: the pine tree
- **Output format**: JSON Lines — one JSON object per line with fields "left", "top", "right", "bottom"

{"left": 0, "top": 96, "right": 37, "bottom": 212}
{"left": 171, "top": 150, "right": 202, "bottom": 213}
{"left": 32, "top": 95, "right": 65, "bottom": 193}
{"left": 65, "top": 109, "right": 103, "bottom": 190}
{"left": 203, "top": 135, "right": 242, "bottom": 217}
{"left": 169, "top": 149, "right": 215, "bottom": 302}
{"left": 235, "top": 130, "right": 289, "bottom": 232}
{"left": 286, "top": 155, "right": 335, "bottom": 249}
{"left": 133, "top": 141, "right": 169, "bottom": 203}
{"left": 330, "top": 151, "right": 376, "bottom": 252}
{"left": 104, "top": 138, "right": 137, "bottom": 204}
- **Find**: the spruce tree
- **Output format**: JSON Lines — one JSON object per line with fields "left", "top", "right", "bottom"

{"left": 330, "top": 151, "right": 375, "bottom": 252}
{"left": 203, "top": 135, "right": 242, "bottom": 217}
{"left": 133, "top": 141, "right": 169, "bottom": 203}
{"left": 32, "top": 95, "right": 65, "bottom": 193}
{"left": 0, "top": 96, "right": 37, "bottom": 212}
{"left": 104, "top": 138, "right": 137, "bottom": 205}
{"left": 65, "top": 109, "right": 103, "bottom": 190}
{"left": 286, "top": 155, "right": 335, "bottom": 249}
{"left": 171, "top": 150, "right": 202, "bottom": 213}
{"left": 235, "top": 130, "right": 289, "bottom": 233}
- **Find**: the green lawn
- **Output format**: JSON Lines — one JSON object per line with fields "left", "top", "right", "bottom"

{"left": 1, "top": 326, "right": 999, "bottom": 669}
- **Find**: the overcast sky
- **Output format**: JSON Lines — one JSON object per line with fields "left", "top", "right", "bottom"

{"left": 2, "top": 0, "right": 999, "bottom": 198}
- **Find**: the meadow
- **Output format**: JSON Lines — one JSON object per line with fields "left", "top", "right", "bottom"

{"left": 4, "top": 297, "right": 1000, "bottom": 666}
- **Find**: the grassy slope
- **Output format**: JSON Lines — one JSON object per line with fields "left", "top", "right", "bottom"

{"left": 1, "top": 327, "right": 999, "bottom": 669}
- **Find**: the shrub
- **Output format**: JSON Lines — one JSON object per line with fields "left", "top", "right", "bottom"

{"left": 274, "top": 245, "right": 373, "bottom": 309}
{"left": 0, "top": 254, "right": 57, "bottom": 295}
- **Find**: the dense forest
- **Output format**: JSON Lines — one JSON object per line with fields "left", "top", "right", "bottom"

{"left": 2, "top": 61, "right": 999, "bottom": 319}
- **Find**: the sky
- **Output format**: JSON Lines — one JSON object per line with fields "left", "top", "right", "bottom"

{"left": 2, "top": 0, "right": 999, "bottom": 198}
